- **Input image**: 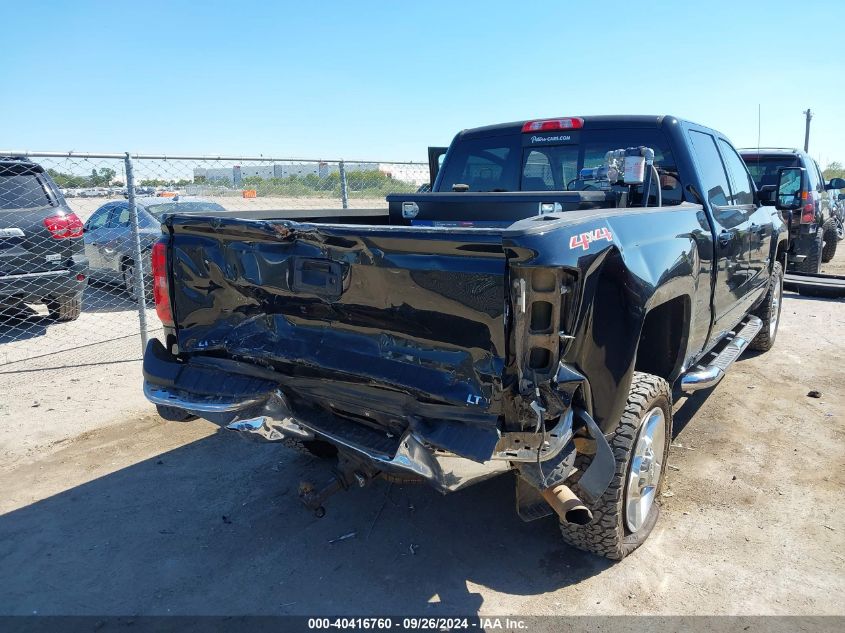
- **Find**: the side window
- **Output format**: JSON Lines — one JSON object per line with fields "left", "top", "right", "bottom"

{"left": 85, "top": 205, "right": 112, "bottom": 230}
{"left": 106, "top": 203, "right": 130, "bottom": 227}
{"left": 813, "top": 160, "right": 825, "bottom": 193}
{"left": 461, "top": 148, "right": 507, "bottom": 190}
{"left": 803, "top": 156, "right": 820, "bottom": 192}
{"left": 522, "top": 150, "right": 555, "bottom": 190}
{"left": 115, "top": 204, "right": 131, "bottom": 226}
{"left": 718, "top": 140, "right": 754, "bottom": 206}
{"left": 688, "top": 130, "right": 731, "bottom": 207}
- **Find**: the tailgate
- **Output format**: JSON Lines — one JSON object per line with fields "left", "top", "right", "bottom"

{"left": 167, "top": 217, "right": 509, "bottom": 421}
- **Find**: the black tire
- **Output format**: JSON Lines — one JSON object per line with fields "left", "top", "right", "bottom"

{"left": 794, "top": 228, "right": 823, "bottom": 273}
{"left": 821, "top": 220, "right": 838, "bottom": 263}
{"left": 123, "top": 261, "right": 153, "bottom": 304}
{"left": 47, "top": 295, "right": 82, "bottom": 322}
{"left": 155, "top": 404, "right": 198, "bottom": 422}
{"left": 749, "top": 261, "right": 783, "bottom": 352}
{"left": 559, "top": 372, "right": 672, "bottom": 560}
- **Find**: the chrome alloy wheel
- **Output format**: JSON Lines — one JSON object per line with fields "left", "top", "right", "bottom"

{"left": 624, "top": 407, "right": 667, "bottom": 533}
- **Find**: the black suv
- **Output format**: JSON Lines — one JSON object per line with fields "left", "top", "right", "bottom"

{"left": 0, "top": 157, "right": 88, "bottom": 321}
{"left": 740, "top": 148, "right": 842, "bottom": 272}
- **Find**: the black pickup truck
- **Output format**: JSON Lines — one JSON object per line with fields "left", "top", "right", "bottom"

{"left": 142, "top": 115, "right": 793, "bottom": 559}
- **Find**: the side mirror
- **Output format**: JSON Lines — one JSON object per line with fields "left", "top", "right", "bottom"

{"left": 775, "top": 166, "right": 805, "bottom": 212}
{"left": 758, "top": 184, "right": 777, "bottom": 206}
{"left": 826, "top": 177, "right": 845, "bottom": 190}
{"left": 838, "top": 193, "right": 845, "bottom": 201}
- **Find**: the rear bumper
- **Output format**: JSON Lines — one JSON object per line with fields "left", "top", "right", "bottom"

{"left": 0, "top": 258, "right": 88, "bottom": 303}
{"left": 142, "top": 339, "right": 611, "bottom": 494}
{"left": 144, "top": 380, "right": 510, "bottom": 492}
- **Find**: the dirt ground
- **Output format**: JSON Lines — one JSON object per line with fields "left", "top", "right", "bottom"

{"left": 0, "top": 250, "right": 843, "bottom": 616}
{"left": 822, "top": 240, "right": 845, "bottom": 275}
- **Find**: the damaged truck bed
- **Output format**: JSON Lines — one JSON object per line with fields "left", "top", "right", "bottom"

{"left": 143, "top": 115, "right": 790, "bottom": 559}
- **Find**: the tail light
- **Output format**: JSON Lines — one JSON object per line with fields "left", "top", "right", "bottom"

{"left": 43, "top": 212, "right": 84, "bottom": 239}
{"left": 522, "top": 117, "right": 584, "bottom": 133}
{"left": 800, "top": 190, "right": 815, "bottom": 224}
{"left": 151, "top": 239, "right": 174, "bottom": 327}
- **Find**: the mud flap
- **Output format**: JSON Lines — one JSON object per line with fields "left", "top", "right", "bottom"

{"left": 573, "top": 409, "right": 615, "bottom": 505}
{"left": 515, "top": 476, "right": 554, "bottom": 522}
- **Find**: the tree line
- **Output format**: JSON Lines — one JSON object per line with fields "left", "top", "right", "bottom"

{"left": 47, "top": 167, "right": 119, "bottom": 188}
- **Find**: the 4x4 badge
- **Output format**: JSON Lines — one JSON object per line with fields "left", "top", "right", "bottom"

{"left": 570, "top": 227, "right": 613, "bottom": 250}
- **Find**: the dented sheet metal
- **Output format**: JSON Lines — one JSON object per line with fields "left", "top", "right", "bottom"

{"left": 168, "top": 217, "right": 509, "bottom": 437}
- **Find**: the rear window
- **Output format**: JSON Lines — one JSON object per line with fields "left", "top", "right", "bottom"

{"left": 437, "top": 128, "right": 681, "bottom": 204}
{"left": 0, "top": 168, "right": 54, "bottom": 210}
{"left": 741, "top": 154, "right": 800, "bottom": 189}
{"left": 144, "top": 201, "right": 225, "bottom": 217}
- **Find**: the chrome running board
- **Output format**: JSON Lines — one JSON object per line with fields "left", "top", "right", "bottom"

{"left": 680, "top": 315, "right": 762, "bottom": 393}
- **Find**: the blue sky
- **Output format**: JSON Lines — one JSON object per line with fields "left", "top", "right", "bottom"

{"left": 2, "top": 0, "right": 843, "bottom": 166}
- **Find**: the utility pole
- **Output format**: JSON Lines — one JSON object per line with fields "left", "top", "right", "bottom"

{"left": 803, "top": 108, "right": 812, "bottom": 152}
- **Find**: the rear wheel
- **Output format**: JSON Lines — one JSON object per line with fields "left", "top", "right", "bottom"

{"left": 821, "top": 220, "right": 838, "bottom": 263}
{"left": 749, "top": 261, "right": 783, "bottom": 352}
{"left": 559, "top": 372, "right": 672, "bottom": 560}
{"left": 155, "top": 404, "right": 197, "bottom": 422}
{"left": 47, "top": 295, "right": 82, "bottom": 322}
{"left": 794, "top": 228, "right": 823, "bottom": 273}
{"left": 123, "top": 261, "right": 153, "bottom": 304}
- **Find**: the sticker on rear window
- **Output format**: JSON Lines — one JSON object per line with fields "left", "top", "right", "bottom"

{"left": 523, "top": 131, "right": 580, "bottom": 146}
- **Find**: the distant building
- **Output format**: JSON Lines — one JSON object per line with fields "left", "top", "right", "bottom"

{"left": 193, "top": 161, "right": 409, "bottom": 185}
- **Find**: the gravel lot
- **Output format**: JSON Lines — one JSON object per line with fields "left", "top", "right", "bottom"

{"left": 0, "top": 246, "right": 842, "bottom": 617}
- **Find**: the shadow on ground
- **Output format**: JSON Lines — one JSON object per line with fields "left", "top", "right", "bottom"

{"left": 0, "top": 428, "right": 614, "bottom": 616}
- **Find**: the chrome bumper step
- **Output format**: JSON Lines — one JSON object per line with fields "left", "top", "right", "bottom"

{"left": 680, "top": 315, "right": 762, "bottom": 393}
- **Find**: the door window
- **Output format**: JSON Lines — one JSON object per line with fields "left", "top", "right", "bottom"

{"left": 718, "top": 140, "right": 755, "bottom": 206}
{"left": 813, "top": 160, "right": 825, "bottom": 193}
{"left": 115, "top": 205, "right": 131, "bottom": 226}
{"left": 106, "top": 203, "right": 130, "bottom": 228}
{"left": 85, "top": 205, "right": 112, "bottom": 230}
{"left": 688, "top": 130, "right": 732, "bottom": 207}
{"left": 803, "top": 156, "right": 821, "bottom": 192}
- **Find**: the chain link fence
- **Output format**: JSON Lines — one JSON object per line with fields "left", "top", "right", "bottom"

{"left": 0, "top": 152, "right": 427, "bottom": 380}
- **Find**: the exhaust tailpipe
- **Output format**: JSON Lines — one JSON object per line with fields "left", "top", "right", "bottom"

{"left": 541, "top": 484, "right": 593, "bottom": 525}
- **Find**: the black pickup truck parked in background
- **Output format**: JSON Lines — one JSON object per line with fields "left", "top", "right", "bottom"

{"left": 142, "top": 115, "right": 791, "bottom": 559}
{"left": 740, "top": 148, "right": 844, "bottom": 272}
